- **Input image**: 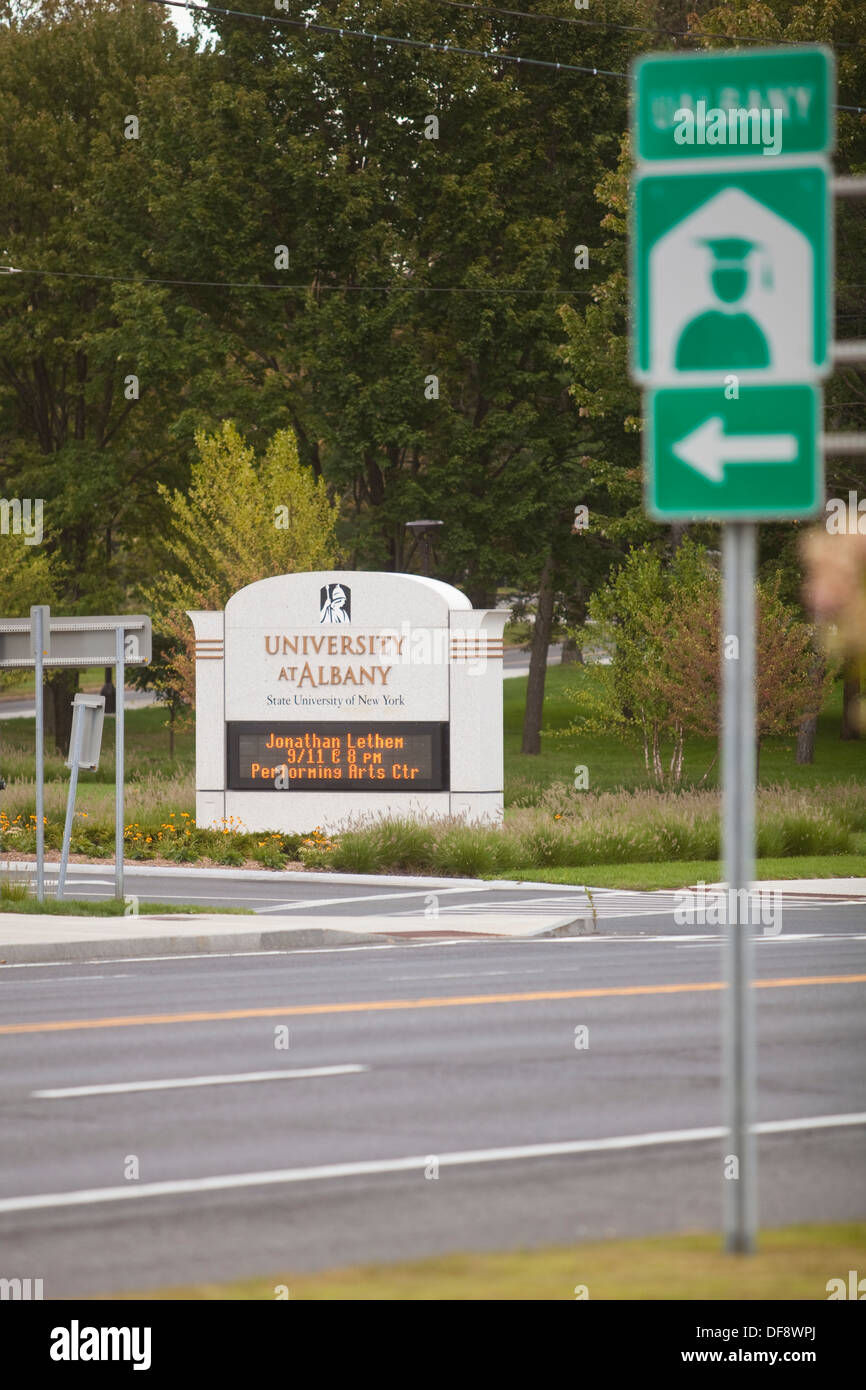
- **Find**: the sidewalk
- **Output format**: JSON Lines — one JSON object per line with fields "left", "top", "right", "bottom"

{"left": 0, "top": 908, "right": 598, "bottom": 964}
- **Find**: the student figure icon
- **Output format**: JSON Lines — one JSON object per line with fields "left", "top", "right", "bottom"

{"left": 675, "top": 237, "right": 771, "bottom": 371}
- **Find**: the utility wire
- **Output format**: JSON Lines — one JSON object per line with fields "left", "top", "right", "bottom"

{"left": 0, "top": 266, "right": 597, "bottom": 293}
{"left": 150, "top": 0, "right": 865, "bottom": 112}
{"left": 432, "top": 0, "right": 862, "bottom": 50}
{"left": 150, "top": 0, "right": 626, "bottom": 77}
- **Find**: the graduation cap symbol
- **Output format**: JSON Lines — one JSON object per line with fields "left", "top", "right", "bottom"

{"left": 675, "top": 233, "right": 773, "bottom": 370}
{"left": 701, "top": 236, "right": 773, "bottom": 299}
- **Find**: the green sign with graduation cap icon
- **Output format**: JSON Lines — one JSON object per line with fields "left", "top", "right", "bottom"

{"left": 629, "top": 47, "right": 834, "bottom": 520}
{"left": 631, "top": 162, "right": 832, "bottom": 387}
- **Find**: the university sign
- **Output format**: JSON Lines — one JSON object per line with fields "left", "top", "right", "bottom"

{"left": 188, "top": 571, "right": 506, "bottom": 832}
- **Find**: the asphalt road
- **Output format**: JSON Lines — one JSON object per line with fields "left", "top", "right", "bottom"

{"left": 0, "top": 926, "right": 863, "bottom": 1296}
{"left": 27, "top": 862, "right": 866, "bottom": 937}
{"left": 0, "top": 689, "right": 157, "bottom": 721}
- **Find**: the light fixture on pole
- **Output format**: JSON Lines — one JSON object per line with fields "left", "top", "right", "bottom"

{"left": 404, "top": 520, "right": 443, "bottom": 577}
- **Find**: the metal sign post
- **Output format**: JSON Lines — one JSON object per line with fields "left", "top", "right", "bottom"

{"left": 30, "top": 605, "right": 49, "bottom": 902}
{"left": 0, "top": 614, "right": 150, "bottom": 904}
{"left": 57, "top": 694, "right": 105, "bottom": 901}
{"left": 115, "top": 625, "right": 125, "bottom": 899}
{"left": 56, "top": 711, "right": 85, "bottom": 902}
{"left": 721, "top": 524, "right": 758, "bottom": 1252}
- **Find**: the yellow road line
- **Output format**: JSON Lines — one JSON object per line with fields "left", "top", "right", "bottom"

{"left": 1, "top": 974, "right": 864, "bottom": 1036}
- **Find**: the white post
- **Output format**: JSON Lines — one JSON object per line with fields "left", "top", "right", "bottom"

{"left": 722, "top": 522, "right": 758, "bottom": 1253}
{"left": 32, "top": 604, "right": 47, "bottom": 902}
{"left": 115, "top": 625, "right": 125, "bottom": 900}
{"left": 56, "top": 708, "right": 86, "bottom": 902}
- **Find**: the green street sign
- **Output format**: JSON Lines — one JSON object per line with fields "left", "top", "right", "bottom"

{"left": 632, "top": 47, "right": 834, "bottom": 163}
{"left": 645, "top": 384, "right": 822, "bottom": 520}
{"left": 631, "top": 163, "right": 832, "bottom": 385}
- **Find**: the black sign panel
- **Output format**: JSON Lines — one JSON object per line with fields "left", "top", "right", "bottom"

{"left": 227, "top": 721, "right": 449, "bottom": 791}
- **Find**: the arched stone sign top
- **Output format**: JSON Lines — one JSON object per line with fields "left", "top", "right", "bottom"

{"left": 188, "top": 571, "right": 506, "bottom": 833}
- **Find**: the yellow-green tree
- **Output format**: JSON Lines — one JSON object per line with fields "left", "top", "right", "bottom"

{"left": 0, "top": 537, "right": 60, "bottom": 691}
{"left": 148, "top": 422, "right": 343, "bottom": 706}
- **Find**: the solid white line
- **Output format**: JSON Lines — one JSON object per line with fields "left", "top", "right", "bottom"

{"left": 32, "top": 1064, "right": 366, "bottom": 1099}
{"left": 0, "top": 941, "right": 473, "bottom": 968}
{"left": 14, "top": 975, "right": 133, "bottom": 986}
{"left": 257, "top": 884, "right": 492, "bottom": 914}
{"left": 0, "top": 1113, "right": 861, "bottom": 1214}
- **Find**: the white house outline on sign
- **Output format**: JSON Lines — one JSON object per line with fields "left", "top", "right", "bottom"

{"left": 649, "top": 187, "right": 813, "bottom": 383}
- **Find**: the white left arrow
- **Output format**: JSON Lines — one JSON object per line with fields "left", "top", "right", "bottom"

{"left": 671, "top": 416, "right": 799, "bottom": 484}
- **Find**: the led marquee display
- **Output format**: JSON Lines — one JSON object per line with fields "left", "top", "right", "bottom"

{"left": 227, "top": 721, "right": 448, "bottom": 792}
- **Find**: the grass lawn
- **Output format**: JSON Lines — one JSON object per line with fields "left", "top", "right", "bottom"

{"left": 0, "top": 702, "right": 193, "bottom": 785}
{"left": 100, "top": 1223, "right": 865, "bottom": 1300}
{"left": 501, "top": 854, "right": 866, "bottom": 891}
{"left": 3, "top": 667, "right": 862, "bottom": 807}
{"left": 504, "top": 667, "right": 866, "bottom": 800}
{"left": 0, "top": 671, "right": 863, "bottom": 885}
{"left": 0, "top": 891, "right": 251, "bottom": 916}
{"left": 0, "top": 666, "right": 117, "bottom": 699}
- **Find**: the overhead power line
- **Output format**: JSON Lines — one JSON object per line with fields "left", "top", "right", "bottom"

{"left": 149, "top": 0, "right": 627, "bottom": 77}
{"left": 0, "top": 265, "right": 597, "bottom": 294}
{"left": 148, "top": 0, "right": 866, "bottom": 112}
{"left": 433, "top": 0, "right": 862, "bottom": 51}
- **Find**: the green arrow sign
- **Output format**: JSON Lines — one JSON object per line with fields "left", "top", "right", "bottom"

{"left": 631, "top": 163, "right": 831, "bottom": 385}
{"left": 646, "top": 385, "right": 822, "bottom": 520}
{"left": 632, "top": 47, "right": 834, "bottom": 163}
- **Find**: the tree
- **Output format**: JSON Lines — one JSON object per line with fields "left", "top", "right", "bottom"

{"left": 566, "top": 542, "right": 830, "bottom": 786}
{"left": 0, "top": 0, "right": 241, "bottom": 746}
{"left": 564, "top": 541, "right": 710, "bottom": 786}
{"left": 144, "top": 0, "right": 644, "bottom": 689}
{"left": 0, "top": 529, "right": 58, "bottom": 696}
{"left": 648, "top": 570, "right": 831, "bottom": 781}
{"left": 148, "top": 422, "right": 343, "bottom": 705}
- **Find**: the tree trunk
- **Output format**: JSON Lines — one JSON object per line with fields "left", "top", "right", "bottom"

{"left": 520, "top": 552, "right": 555, "bottom": 755}
{"left": 841, "top": 660, "right": 861, "bottom": 740}
{"left": 43, "top": 669, "right": 79, "bottom": 757}
{"left": 652, "top": 724, "right": 663, "bottom": 785}
{"left": 796, "top": 713, "right": 817, "bottom": 764}
{"left": 669, "top": 724, "right": 684, "bottom": 786}
{"left": 797, "top": 650, "right": 824, "bottom": 762}
{"left": 169, "top": 703, "right": 175, "bottom": 760}
{"left": 560, "top": 634, "right": 582, "bottom": 665}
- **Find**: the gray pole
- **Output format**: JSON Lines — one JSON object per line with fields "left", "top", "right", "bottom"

{"left": 56, "top": 711, "right": 85, "bottom": 903}
{"left": 721, "top": 522, "right": 758, "bottom": 1253}
{"left": 33, "top": 605, "right": 46, "bottom": 902}
{"left": 115, "top": 625, "right": 125, "bottom": 900}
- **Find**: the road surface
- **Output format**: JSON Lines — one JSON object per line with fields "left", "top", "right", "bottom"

{"left": 0, "top": 921, "right": 863, "bottom": 1296}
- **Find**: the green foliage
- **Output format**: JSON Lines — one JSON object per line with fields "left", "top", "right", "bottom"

{"left": 295, "top": 785, "right": 862, "bottom": 875}
{"left": 0, "top": 531, "right": 61, "bottom": 688}
{"left": 151, "top": 422, "right": 342, "bottom": 615}
{"left": 565, "top": 542, "right": 830, "bottom": 786}
{"left": 146, "top": 421, "right": 342, "bottom": 704}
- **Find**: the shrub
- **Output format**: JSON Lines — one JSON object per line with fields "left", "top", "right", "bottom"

{"left": 432, "top": 828, "right": 510, "bottom": 878}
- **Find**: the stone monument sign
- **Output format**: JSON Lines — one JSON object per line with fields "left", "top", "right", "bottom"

{"left": 188, "top": 571, "right": 506, "bottom": 833}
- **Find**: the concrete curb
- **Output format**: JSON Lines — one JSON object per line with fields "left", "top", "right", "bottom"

{"left": 0, "top": 861, "right": 520, "bottom": 891}
{"left": 0, "top": 910, "right": 597, "bottom": 965}
{"left": 0, "top": 927, "right": 393, "bottom": 964}
{"left": 2, "top": 861, "right": 860, "bottom": 896}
